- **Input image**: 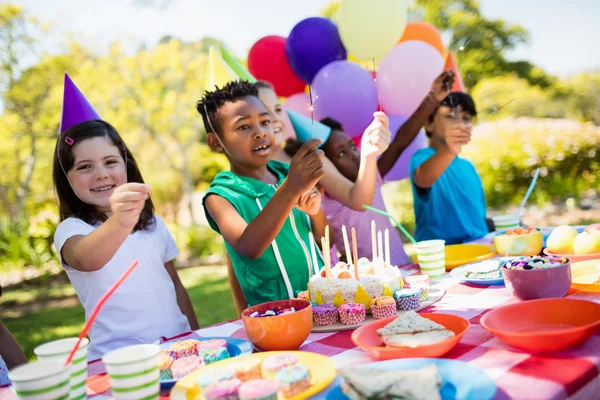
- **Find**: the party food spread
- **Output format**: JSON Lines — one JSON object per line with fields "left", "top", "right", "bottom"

{"left": 376, "top": 311, "right": 455, "bottom": 348}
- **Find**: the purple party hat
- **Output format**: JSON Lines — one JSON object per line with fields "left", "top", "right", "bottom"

{"left": 59, "top": 73, "right": 102, "bottom": 134}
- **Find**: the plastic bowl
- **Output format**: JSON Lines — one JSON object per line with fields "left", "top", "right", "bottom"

{"left": 543, "top": 248, "right": 600, "bottom": 263}
{"left": 501, "top": 258, "right": 571, "bottom": 300}
{"left": 481, "top": 298, "right": 600, "bottom": 352}
{"left": 493, "top": 229, "right": 543, "bottom": 257}
{"left": 241, "top": 299, "right": 312, "bottom": 351}
{"left": 351, "top": 313, "right": 469, "bottom": 360}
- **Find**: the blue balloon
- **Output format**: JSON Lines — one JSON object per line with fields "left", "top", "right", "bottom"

{"left": 285, "top": 17, "right": 347, "bottom": 84}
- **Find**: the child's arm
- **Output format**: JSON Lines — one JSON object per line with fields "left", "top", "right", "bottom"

{"left": 296, "top": 187, "right": 330, "bottom": 243}
{"left": 378, "top": 71, "right": 455, "bottom": 178}
{"left": 318, "top": 112, "right": 390, "bottom": 211}
{"left": 164, "top": 261, "right": 200, "bottom": 330}
{"left": 206, "top": 139, "right": 324, "bottom": 260}
{"left": 61, "top": 183, "right": 150, "bottom": 271}
{"left": 413, "top": 126, "right": 472, "bottom": 188}
{"left": 0, "top": 318, "right": 27, "bottom": 369}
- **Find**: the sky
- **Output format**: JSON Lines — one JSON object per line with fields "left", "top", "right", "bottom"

{"left": 10, "top": 0, "right": 600, "bottom": 78}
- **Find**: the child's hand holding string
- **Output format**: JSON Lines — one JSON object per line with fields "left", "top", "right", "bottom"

{"left": 109, "top": 183, "right": 150, "bottom": 231}
{"left": 296, "top": 186, "right": 322, "bottom": 216}
{"left": 361, "top": 111, "right": 391, "bottom": 158}
{"left": 430, "top": 70, "right": 455, "bottom": 102}
{"left": 285, "top": 139, "right": 325, "bottom": 197}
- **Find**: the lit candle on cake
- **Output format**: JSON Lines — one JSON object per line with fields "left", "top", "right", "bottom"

{"left": 377, "top": 230, "right": 383, "bottom": 265}
{"left": 352, "top": 227, "right": 359, "bottom": 280}
{"left": 342, "top": 225, "right": 353, "bottom": 266}
{"left": 371, "top": 220, "right": 377, "bottom": 261}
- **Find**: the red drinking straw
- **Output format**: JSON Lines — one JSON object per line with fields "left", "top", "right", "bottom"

{"left": 63, "top": 260, "right": 140, "bottom": 366}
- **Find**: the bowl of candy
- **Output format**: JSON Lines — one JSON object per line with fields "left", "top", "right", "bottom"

{"left": 493, "top": 227, "right": 543, "bottom": 257}
{"left": 241, "top": 299, "right": 313, "bottom": 351}
{"left": 501, "top": 256, "right": 572, "bottom": 301}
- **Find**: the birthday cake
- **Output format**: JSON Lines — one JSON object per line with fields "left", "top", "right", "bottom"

{"left": 307, "top": 258, "right": 403, "bottom": 311}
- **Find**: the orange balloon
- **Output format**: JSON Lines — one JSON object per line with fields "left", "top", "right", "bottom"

{"left": 399, "top": 21, "right": 445, "bottom": 57}
{"left": 444, "top": 52, "right": 466, "bottom": 92}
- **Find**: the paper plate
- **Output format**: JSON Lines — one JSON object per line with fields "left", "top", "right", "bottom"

{"left": 449, "top": 258, "right": 515, "bottom": 286}
{"left": 159, "top": 337, "right": 253, "bottom": 388}
{"left": 481, "top": 298, "right": 600, "bottom": 353}
{"left": 311, "top": 288, "right": 445, "bottom": 333}
{"left": 322, "top": 358, "right": 497, "bottom": 400}
{"left": 170, "top": 351, "right": 337, "bottom": 400}
{"left": 543, "top": 248, "right": 600, "bottom": 264}
{"left": 570, "top": 259, "right": 600, "bottom": 291}
{"left": 351, "top": 313, "right": 470, "bottom": 360}
{"left": 445, "top": 244, "right": 497, "bottom": 270}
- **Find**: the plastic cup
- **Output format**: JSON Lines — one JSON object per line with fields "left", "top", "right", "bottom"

{"left": 9, "top": 359, "right": 71, "bottom": 400}
{"left": 493, "top": 214, "right": 520, "bottom": 232}
{"left": 34, "top": 338, "right": 89, "bottom": 400}
{"left": 415, "top": 240, "right": 446, "bottom": 278}
{"left": 102, "top": 344, "right": 160, "bottom": 400}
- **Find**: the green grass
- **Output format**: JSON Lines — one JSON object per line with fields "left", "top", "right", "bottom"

{"left": 1, "top": 266, "right": 237, "bottom": 360}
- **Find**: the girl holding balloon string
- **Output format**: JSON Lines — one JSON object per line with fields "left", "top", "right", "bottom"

{"left": 282, "top": 70, "right": 456, "bottom": 267}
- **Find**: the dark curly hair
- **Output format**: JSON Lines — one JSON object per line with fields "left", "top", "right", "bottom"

{"left": 196, "top": 80, "right": 259, "bottom": 135}
{"left": 52, "top": 119, "right": 155, "bottom": 232}
{"left": 426, "top": 92, "right": 477, "bottom": 137}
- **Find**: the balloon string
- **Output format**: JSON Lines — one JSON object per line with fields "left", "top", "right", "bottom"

{"left": 372, "top": 58, "right": 382, "bottom": 112}
{"left": 308, "top": 84, "right": 315, "bottom": 139}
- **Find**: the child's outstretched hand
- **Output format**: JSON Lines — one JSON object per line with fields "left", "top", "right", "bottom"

{"left": 296, "top": 186, "right": 322, "bottom": 216}
{"left": 444, "top": 126, "right": 471, "bottom": 156}
{"left": 286, "top": 139, "right": 325, "bottom": 197}
{"left": 361, "top": 111, "right": 391, "bottom": 158}
{"left": 430, "top": 70, "right": 455, "bottom": 102}
{"left": 109, "top": 183, "right": 150, "bottom": 230}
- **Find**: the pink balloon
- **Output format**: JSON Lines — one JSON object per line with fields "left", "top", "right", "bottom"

{"left": 383, "top": 115, "right": 429, "bottom": 181}
{"left": 377, "top": 41, "right": 444, "bottom": 116}
{"left": 282, "top": 92, "right": 311, "bottom": 140}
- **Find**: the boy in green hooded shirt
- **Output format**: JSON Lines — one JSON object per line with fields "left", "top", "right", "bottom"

{"left": 198, "top": 81, "right": 326, "bottom": 306}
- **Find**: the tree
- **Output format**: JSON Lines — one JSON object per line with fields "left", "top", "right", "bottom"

{"left": 564, "top": 71, "right": 600, "bottom": 125}
{"left": 320, "top": 0, "right": 555, "bottom": 90}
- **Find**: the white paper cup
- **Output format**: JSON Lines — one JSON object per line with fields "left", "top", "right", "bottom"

{"left": 492, "top": 214, "right": 520, "bottom": 232}
{"left": 415, "top": 240, "right": 446, "bottom": 278}
{"left": 9, "top": 359, "right": 71, "bottom": 400}
{"left": 102, "top": 344, "right": 160, "bottom": 400}
{"left": 34, "top": 338, "right": 89, "bottom": 400}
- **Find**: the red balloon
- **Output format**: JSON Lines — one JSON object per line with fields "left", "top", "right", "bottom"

{"left": 248, "top": 36, "right": 305, "bottom": 97}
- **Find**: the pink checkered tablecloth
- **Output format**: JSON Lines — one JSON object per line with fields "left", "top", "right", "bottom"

{"left": 2, "top": 229, "right": 599, "bottom": 400}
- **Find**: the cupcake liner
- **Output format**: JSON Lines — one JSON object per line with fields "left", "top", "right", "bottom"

{"left": 313, "top": 311, "right": 338, "bottom": 326}
{"left": 159, "top": 368, "right": 173, "bottom": 380}
{"left": 419, "top": 287, "right": 430, "bottom": 301}
{"left": 396, "top": 294, "right": 421, "bottom": 310}
{"left": 339, "top": 309, "right": 366, "bottom": 325}
{"left": 371, "top": 304, "right": 397, "bottom": 319}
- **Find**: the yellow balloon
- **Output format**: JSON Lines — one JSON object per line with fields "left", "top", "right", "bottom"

{"left": 337, "top": 0, "right": 408, "bottom": 62}
{"left": 204, "top": 47, "right": 239, "bottom": 92}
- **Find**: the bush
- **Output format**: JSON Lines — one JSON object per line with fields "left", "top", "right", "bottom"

{"left": 169, "top": 223, "right": 225, "bottom": 262}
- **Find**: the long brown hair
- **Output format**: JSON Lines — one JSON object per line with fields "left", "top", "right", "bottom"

{"left": 52, "top": 119, "right": 155, "bottom": 232}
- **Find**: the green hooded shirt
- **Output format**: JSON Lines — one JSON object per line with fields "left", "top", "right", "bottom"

{"left": 203, "top": 160, "right": 323, "bottom": 306}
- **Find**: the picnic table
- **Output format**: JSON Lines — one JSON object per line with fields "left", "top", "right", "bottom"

{"left": 2, "top": 227, "right": 599, "bottom": 400}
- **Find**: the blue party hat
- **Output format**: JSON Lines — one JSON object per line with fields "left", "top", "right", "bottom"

{"left": 287, "top": 109, "right": 331, "bottom": 148}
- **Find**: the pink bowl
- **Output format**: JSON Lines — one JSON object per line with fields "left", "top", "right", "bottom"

{"left": 502, "top": 261, "right": 572, "bottom": 301}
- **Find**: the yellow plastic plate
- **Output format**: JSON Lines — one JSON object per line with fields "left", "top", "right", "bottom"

{"left": 445, "top": 244, "right": 497, "bottom": 270}
{"left": 170, "top": 351, "right": 337, "bottom": 400}
{"left": 571, "top": 260, "right": 600, "bottom": 292}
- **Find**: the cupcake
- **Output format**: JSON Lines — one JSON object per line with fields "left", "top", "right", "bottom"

{"left": 370, "top": 296, "right": 397, "bottom": 319}
{"left": 170, "top": 339, "right": 199, "bottom": 359}
{"left": 233, "top": 357, "right": 262, "bottom": 382}
{"left": 312, "top": 304, "right": 338, "bottom": 326}
{"left": 198, "top": 368, "right": 235, "bottom": 389}
{"left": 394, "top": 288, "right": 421, "bottom": 311}
{"left": 203, "top": 378, "right": 242, "bottom": 400}
{"left": 200, "top": 347, "right": 230, "bottom": 364}
{"left": 338, "top": 303, "right": 366, "bottom": 325}
{"left": 262, "top": 354, "right": 298, "bottom": 380}
{"left": 197, "top": 338, "right": 228, "bottom": 351}
{"left": 238, "top": 379, "right": 279, "bottom": 400}
{"left": 276, "top": 365, "right": 311, "bottom": 398}
{"left": 157, "top": 353, "right": 174, "bottom": 380}
{"left": 171, "top": 355, "right": 205, "bottom": 379}
{"left": 404, "top": 275, "right": 430, "bottom": 301}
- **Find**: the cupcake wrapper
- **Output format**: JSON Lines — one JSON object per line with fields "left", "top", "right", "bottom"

{"left": 419, "top": 287, "right": 429, "bottom": 301}
{"left": 174, "top": 348, "right": 197, "bottom": 359}
{"left": 313, "top": 311, "right": 338, "bottom": 326}
{"left": 396, "top": 294, "right": 421, "bottom": 310}
{"left": 235, "top": 368, "right": 262, "bottom": 382}
{"left": 339, "top": 309, "right": 366, "bottom": 325}
{"left": 159, "top": 369, "right": 173, "bottom": 380}
{"left": 371, "top": 304, "right": 397, "bottom": 320}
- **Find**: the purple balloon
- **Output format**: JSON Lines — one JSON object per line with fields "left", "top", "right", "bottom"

{"left": 285, "top": 17, "right": 347, "bottom": 84}
{"left": 384, "top": 115, "right": 429, "bottom": 181}
{"left": 312, "top": 61, "right": 378, "bottom": 137}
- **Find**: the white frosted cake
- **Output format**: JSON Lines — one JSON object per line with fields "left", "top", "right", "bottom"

{"left": 308, "top": 258, "right": 403, "bottom": 311}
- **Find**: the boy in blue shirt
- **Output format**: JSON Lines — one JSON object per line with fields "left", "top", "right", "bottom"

{"left": 410, "top": 92, "right": 493, "bottom": 244}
